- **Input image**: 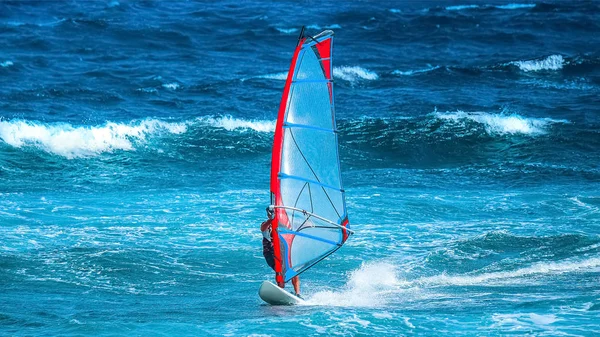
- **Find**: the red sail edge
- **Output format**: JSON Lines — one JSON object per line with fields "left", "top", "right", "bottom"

{"left": 270, "top": 37, "right": 306, "bottom": 288}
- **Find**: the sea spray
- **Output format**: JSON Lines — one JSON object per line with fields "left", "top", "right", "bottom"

{"left": 306, "top": 262, "right": 403, "bottom": 307}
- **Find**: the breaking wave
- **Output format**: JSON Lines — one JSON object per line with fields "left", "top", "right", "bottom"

{"left": 511, "top": 54, "right": 565, "bottom": 72}
{"left": 0, "top": 115, "right": 276, "bottom": 158}
{"left": 0, "top": 111, "right": 575, "bottom": 160}
{"left": 333, "top": 66, "right": 379, "bottom": 81}
{"left": 161, "top": 82, "right": 181, "bottom": 90}
{"left": 0, "top": 118, "right": 187, "bottom": 159}
{"left": 198, "top": 115, "right": 274, "bottom": 132}
{"left": 434, "top": 110, "right": 568, "bottom": 135}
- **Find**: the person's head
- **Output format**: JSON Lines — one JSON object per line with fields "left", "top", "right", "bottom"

{"left": 266, "top": 205, "right": 274, "bottom": 219}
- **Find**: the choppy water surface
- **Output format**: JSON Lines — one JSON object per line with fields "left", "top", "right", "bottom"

{"left": 1, "top": 1, "right": 599, "bottom": 336}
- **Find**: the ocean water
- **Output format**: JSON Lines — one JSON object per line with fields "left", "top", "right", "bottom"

{"left": 1, "top": 0, "right": 600, "bottom": 335}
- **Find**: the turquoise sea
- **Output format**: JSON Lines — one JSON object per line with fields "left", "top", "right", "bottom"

{"left": 1, "top": 1, "right": 599, "bottom": 335}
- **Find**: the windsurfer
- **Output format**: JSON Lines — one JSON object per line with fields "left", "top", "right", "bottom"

{"left": 261, "top": 206, "right": 301, "bottom": 297}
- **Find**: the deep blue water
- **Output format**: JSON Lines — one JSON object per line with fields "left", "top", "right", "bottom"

{"left": 1, "top": 0, "right": 600, "bottom": 335}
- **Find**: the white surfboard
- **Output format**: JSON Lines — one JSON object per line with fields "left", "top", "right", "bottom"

{"left": 258, "top": 281, "right": 305, "bottom": 305}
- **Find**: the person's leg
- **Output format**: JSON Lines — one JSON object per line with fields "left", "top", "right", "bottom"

{"left": 291, "top": 276, "right": 300, "bottom": 295}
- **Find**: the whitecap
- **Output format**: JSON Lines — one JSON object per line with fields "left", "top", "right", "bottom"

{"left": 496, "top": 3, "right": 536, "bottom": 9}
{"left": 392, "top": 65, "right": 440, "bottom": 76}
{"left": 275, "top": 27, "right": 298, "bottom": 34}
{"left": 434, "top": 110, "right": 568, "bottom": 135}
{"left": 251, "top": 72, "right": 288, "bottom": 81}
{"left": 161, "top": 82, "right": 180, "bottom": 90}
{"left": 333, "top": 66, "right": 379, "bottom": 81}
{"left": 0, "top": 118, "right": 188, "bottom": 158}
{"left": 198, "top": 115, "right": 274, "bottom": 133}
{"left": 1, "top": 61, "right": 14, "bottom": 68}
{"left": 512, "top": 54, "right": 564, "bottom": 72}
{"left": 446, "top": 4, "right": 479, "bottom": 11}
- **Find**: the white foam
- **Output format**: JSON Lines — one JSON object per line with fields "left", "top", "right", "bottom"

{"left": 389, "top": 9, "right": 402, "bottom": 13}
{"left": 136, "top": 87, "right": 158, "bottom": 93}
{"left": 496, "top": 3, "right": 536, "bottom": 9}
{"left": 1, "top": 61, "right": 14, "bottom": 68}
{"left": 392, "top": 65, "right": 440, "bottom": 76}
{"left": 512, "top": 55, "right": 564, "bottom": 72}
{"left": 162, "top": 82, "right": 180, "bottom": 90}
{"left": 306, "top": 262, "right": 403, "bottom": 307}
{"left": 253, "top": 72, "right": 288, "bottom": 81}
{"left": 492, "top": 313, "right": 558, "bottom": 330}
{"left": 435, "top": 110, "right": 568, "bottom": 135}
{"left": 198, "top": 115, "right": 274, "bottom": 133}
{"left": 529, "top": 313, "right": 557, "bottom": 325}
{"left": 416, "top": 257, "right": 600, "bottom": 286}
{"left": 446, "top": 4, "right": 479, "bottom": 11}
{"left": 519, "top": 78, "right": 594, "bottom": 90}
{"left": 0, "top": 118, "right": 187, "bottom": 158}
{"left": 275, "top": 27, "right": 298, "bottom": 34}
{"left": 372, "top": 312, "right": 393, "bottom": 319}
{"left": 333, "top": 66, "right": 379, "bottom": 81}
{"left": 306, "top": 24, "right": 341, "bottom": 30}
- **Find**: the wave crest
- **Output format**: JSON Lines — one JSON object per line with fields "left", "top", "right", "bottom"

{"left": 333, "top": 66, "right": 379, "bottom": 81}
{"left": 198, "top": 116, "right": 274, "bottom": 132}
{"left": 435, "top": 110, "right": 568, "bottom": 135}
{"left": 0, "top": 119, "right": 187, "bottom": 159}
{"left": 511, "top": 55, "right": 564, "bottom": 72}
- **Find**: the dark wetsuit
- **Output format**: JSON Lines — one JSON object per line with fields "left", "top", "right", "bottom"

{"left": 261, "top": 219, "right": 275, "bottom": 270}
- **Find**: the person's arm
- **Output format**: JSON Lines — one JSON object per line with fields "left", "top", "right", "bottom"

{"left": 260, "top": 219, "right": 272, "bottom": 231}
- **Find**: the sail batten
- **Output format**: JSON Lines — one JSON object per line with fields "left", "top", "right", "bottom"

{"left": 270, "top": 29, "right": 351, "bottom": 284}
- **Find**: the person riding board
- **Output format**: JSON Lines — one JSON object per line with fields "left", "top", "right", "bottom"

{"left": 261, "top": 206, "right": 301, "bottom": 298}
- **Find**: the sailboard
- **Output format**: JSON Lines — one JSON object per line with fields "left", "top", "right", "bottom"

{"left": 259, "top": 280, "right": 306, "bottom": 305}
{"left": 260, "top": 28, "right": 353, "bottom": 305}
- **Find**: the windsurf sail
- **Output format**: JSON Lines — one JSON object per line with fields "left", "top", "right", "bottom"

{"left": 270, "top": 29, "right": 352, "bottom": 286}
